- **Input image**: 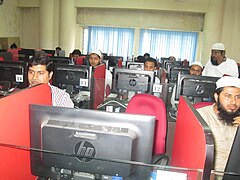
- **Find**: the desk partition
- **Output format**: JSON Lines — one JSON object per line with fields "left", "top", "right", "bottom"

{"left": 0, "top": 84, "right": 52, "bottom": 179}
{"left": 171, "top": 96, "right": 214, "bottom": 180}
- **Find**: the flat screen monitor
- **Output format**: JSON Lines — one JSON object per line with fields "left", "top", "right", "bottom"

{"left": 0, "top": 52, "right": 12, "bottom": 61}
{"left": 103, "top": 56, "right": 120, "bottom": 67}
{"left": 169, "top": 65, "right": 189, "bottom": 82}
{"left": 126, "top": 62, "right": 144, "bottom": 70}
{"left": 112, "top": 68, "right": 155, "bottom": 94}
{"left": 18, "top": 48, "right": 35, "bottom": 61}
{"left": 175, "top": 74, "right": 219, "bottom": 103}
{"left": 162, "top": 59, "right": 181, "bottom": 71}
{"left": 223, "top": 127, "right": 240, "bottom": 180}
{"left": 43, "top": 49, "right": 55, "bottom": 56}
{"left": 0, "top": 61, "right": 28, "bottom": 90}
{"left": 49, "top": 56, "right": 71, "bottom": 64}
{"left": 30, "top": 104, "right": 155, "bottom": 179}
{"left": 52, "top": 64, "right": 92, "bottom": 95}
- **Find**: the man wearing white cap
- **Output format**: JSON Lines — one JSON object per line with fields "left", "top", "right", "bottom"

{"left": 202, "top": 42, "right": 238, "bottom": 77}
{"left": 170, "top": 61, "right": 203, "bottom": 113}
{"left": 89, "top": 50, "right": 112, "bottom": 96}
{"left": 197, "top": 76, "right": 240, "bottom": 172}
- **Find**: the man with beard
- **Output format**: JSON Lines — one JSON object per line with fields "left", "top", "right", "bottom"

{"left": 197, "top": 76, "right": 240, "bottom": 172}
{"left": 202, "top": 43, "right": 238, "bottom": 77}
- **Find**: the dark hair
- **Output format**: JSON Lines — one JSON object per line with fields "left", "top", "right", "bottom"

{"left": 10, "top": 42, "right": 17, "bottom": 49}
{"left": 136, "top": 55, "right": 145, "bottom": 63}
{"left": 28, "top": 53, "right": 53, "bottom": 73}
{"left": 215, "top": 87, "right": 223, "bottom": 95}
{"left": 72, "top": 49, "right": 81, "bottom": 56}
{"left": 144, "top": 57, "right": 157, "bottom": 67}
{"left": 55, "top": 47, "right": 61, "bottom": 51}
{"left": 144, "top": 53, "right": 150, "bottom": 58}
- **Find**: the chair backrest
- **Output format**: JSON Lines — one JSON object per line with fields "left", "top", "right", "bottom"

{"left": 118, "top": 58, "right": 123, "bottom": 68}
{"left": 7, "top": 48, "right": 19, "bottom": 62}
{"left": 193, "top": 101, "right": 213, "bottom": 109}
{"left": 75, "top": 56, "right": 86, "bottom": 65}
{"left": 125, "top": 93, "right": 167, "bottom": 155}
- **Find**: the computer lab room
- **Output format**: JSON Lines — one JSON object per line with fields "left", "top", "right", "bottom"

{"left": 0, "top": 0, "right": 240, "bottom": 179}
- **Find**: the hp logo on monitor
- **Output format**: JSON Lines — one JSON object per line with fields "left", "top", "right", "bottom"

{"left": 129, "top": 79, "right": 137, "bottom": 87}
{"left": 195, "top": 85, "right": 204, "bottom": 94}
{"left": 74, "top": 141, "right": 96, "bottom": 163}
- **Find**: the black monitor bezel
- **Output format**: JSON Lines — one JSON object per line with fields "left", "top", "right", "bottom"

{"left": 175, "top": 74, "right": 219, "bottom": 102}
{"left": 112, "top": 68, "right": 155, "bottom": 94}
{"left": 0, "top": 61, "right": 28, "bottom": 89}
{"left": 126, "top": 61, "right": 144, "bottom": 70}
{"left": 52, "top": 64, "right": 93, "bottom": 92}
{"left": 29, "top": 104, "right": 155, "bottom": 178}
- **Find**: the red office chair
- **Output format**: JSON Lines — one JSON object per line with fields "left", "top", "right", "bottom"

{"left": 193, "top": 101, "right": 213, "bottom": 109}
{"left": 117, "top": 58, "right": 123, "bottom": 68}
{"left": 75, "top": 56, "right": 86, "bottom": 65}
{"left": 7, "top": 48, "right": 19, "bottom": 62}
{"left": 125, "top": 93, "right": 167, "bottom": 155}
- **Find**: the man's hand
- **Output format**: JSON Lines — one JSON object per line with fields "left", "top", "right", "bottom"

{"left": 233, "top": 116, "right": 240, "bottom": 126}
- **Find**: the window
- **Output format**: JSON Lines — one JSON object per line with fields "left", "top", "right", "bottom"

{"left": 139, "top": 29, "right": 198, "bottom": 62}
{"left": 84, "top": 26, "right": 134, "bottom": 60}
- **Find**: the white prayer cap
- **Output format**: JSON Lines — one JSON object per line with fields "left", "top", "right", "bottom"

{"left": 212, "top": 43, "right": 225, "bottom": 51}
{"left": 216, "top": 76, "right": 240, "bottom": 89}
{"left": 190, "top": 61, "right": 203, "bottom": 69}
{"left": 90, "top": 50, "right": 102, "bottom": 58}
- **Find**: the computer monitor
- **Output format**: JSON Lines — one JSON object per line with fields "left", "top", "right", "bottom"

{"left": 175, "top": 74, "right": 219, "bottom": 103}
{"left": 0, "top": 52, "right": 12, "bottom": 61}
{"left": 112, "top": 68, "right": 155, "bottom": 95}
{"left": 52, "top": 64, "right": 92, "bottom": 95}
{"left": 126, "top": 62, "right": 144, "bottom": 70}
{"left": 18, "top": 48, "right": 35, "bottom": 61}
{"left": 169, "top": 65, "right": 189, "bottom": 82}
{"left": 43, "top": 49, "right": 55, "bottom": 56}
{"left": 163, "top": 60, "right": 182, "bottom": 72}
{"left": 0, "top": 61, "right": 28, "bottom": 90}
{"left": 103, "top": 56, "right": 120, "bottom": 67}
{"left": 30, "top": 104, "right": 155, "bottom": 179}
{"left": 223, "top": 126, "right": 240, "bottom": 180}
{"left": 49, "top": 56, "right": 71, "bottom": 64}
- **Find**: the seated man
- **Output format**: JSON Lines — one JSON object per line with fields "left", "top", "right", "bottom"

{"left": 70, "top": 49, "right": 81, "bottom": 65}
{"left": 28, "top": 53, "right": 74, "bottom": 108}
{"left": 197, "top": 76, "right": 240, "bottom": 172}
{"left": 89, "top": 50, "right": 112, "bottom": 97}
{"left": 144, "top": 57, "right": 161, "bottom": 97}
{"left": 202, "top": 43, "right": 238, "bottom": 77}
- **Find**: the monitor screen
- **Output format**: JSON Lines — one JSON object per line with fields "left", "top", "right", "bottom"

{"left": 169, "top": 65, "right": 189, "bottom": 82}
{"left": 0, "top": 61, "right": 28, "bottom": 90}
{"left": 126, "top": 62, "right": 144, "bottom": 70}
{"left": 30, "top": 104, "right": 155, "bottom": 179}
{"left": 52, "top": 64, "right": 92, "bottom": 94}
{"left": 175, "top": 74, "right": 219, "bottom": 103}
{"left": 112, "top": 68, "right": 155, "bottom": 94}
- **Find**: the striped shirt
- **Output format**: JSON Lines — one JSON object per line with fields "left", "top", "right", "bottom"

{"left": 49, "top": 85, "right": 74, "bottom": 108}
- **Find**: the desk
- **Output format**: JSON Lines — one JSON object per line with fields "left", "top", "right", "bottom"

{"left": 0, "top": 143, "right": 203, "bottom": 180}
